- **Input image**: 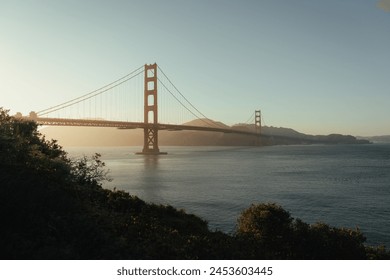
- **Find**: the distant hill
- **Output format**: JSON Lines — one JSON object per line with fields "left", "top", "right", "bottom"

{"left": 232, "top": 124, "right": 370, "bottom": 145}
{"left": 183, "top": 118, "right": 231, "bottom": 129}
{"left": 40, "top": 119, "right": 369, "bottom": 146}
{"left": 358, "top": 135, "right": 390, "bottom": 143}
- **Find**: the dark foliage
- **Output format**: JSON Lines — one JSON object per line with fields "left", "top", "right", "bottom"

{"left": 0, "top": 108, "right": 389, "bottom": 259}
{"left": 236, "top": 203, "right": 369, "bottom": 259}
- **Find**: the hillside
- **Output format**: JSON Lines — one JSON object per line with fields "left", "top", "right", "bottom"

{"left": 358, "top": 135, "right": 390, "bottom": 143}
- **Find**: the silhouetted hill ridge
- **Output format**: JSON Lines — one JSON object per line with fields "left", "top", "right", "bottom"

{"left": 358, "top": 135, "right": 390, "bottom": 143}
{"left": 183, "top": 118, "right": 230, "bottom": 129}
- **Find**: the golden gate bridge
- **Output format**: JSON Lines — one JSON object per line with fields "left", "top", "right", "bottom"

{"left": 22, "top": 63, "right": 262, "bottom": 155}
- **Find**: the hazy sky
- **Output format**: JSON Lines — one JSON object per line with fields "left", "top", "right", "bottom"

{"left": 1, "top": 0, "right": 389, "bottom": 136}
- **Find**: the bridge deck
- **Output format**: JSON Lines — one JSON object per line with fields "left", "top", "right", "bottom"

{"left": 32, "top": 117, "right": 262, "bottom": 137}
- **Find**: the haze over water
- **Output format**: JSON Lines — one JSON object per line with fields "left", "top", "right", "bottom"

{"left": 66, "top": 144, "right": 390, "bottom": 247}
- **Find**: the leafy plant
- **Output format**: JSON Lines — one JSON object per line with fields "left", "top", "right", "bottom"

{"left": 70, "top": 153, "right": 112, "bottom": 187}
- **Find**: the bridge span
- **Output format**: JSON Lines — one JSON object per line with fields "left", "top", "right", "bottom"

{"left": 34, "top": 117, "right": 259, "bottom": 136}
{"left": 25, "top": 63, "right": 262, "bottom": 154}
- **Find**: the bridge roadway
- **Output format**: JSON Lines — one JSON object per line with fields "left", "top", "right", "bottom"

{"left": 27, "top": 117, "right": 326, "bottom": 145}
{"left": 33, "top": 117, "right": 262, "bottom": 137}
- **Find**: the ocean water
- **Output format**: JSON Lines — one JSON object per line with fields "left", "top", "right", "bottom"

{"left": 66, "top": 144, "right": 390, "bottom": 247}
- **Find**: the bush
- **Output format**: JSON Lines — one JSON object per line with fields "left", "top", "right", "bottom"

{"left": 236, "top": 203, "right": 371, "bottom": 259}
{"left": 236, "top": 203, "right": 293, "bottom": 258}
{"left": 305, "top": 222, "right": 366, "bottom": 259}
{"left": 237, "top": 203, "right": 293, "bottom": 240}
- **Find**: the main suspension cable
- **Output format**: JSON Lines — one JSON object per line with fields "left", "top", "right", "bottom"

{"left": 157, "top": 65, "right": 226, "bottom": 129}
{"left": 37, "top": 65, "right": 145, "bottom": 116}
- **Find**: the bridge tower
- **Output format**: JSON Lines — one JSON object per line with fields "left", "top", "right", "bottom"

{"left": 137, "top": 63, "right": 167, "bottom": 155}
{"left": 255, "top": 110, "right": 261, "bottom": 134}
{"left": 255, "top": 110, "right": 261, "bottom": 145}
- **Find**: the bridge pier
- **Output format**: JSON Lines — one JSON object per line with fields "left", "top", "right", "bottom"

{"left": 136, "top": 63, "right": 167, "bottom": 155}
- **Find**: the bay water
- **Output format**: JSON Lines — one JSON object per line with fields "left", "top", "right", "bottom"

{"left": 66, "top": 144, "right": 390, "bottom": 247}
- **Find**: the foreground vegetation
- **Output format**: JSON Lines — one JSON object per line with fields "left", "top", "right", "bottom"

{"left": 0, "top": 108, "right": 388, "bottom": 259}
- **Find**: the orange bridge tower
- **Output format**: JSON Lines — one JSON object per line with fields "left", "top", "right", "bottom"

{"left": 137, "top": 63, "right": 167, "bottom": 155}
{"left": 255, "top": 110, "right": 261, "bottom": 145}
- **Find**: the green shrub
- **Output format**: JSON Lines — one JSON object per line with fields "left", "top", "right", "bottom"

{"left": 236, "top": 203, "right": 371, "bottom": 259}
